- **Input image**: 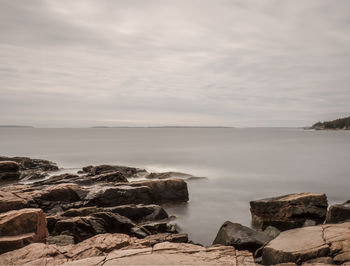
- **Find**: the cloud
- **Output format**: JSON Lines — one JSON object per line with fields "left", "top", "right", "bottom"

{"left": 0, "top": 0, "right": 350, "bottom": 127}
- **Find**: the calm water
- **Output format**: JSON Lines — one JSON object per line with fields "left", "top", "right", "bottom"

{"left": 0, "top": 127, "right": 349, "bottom": 245}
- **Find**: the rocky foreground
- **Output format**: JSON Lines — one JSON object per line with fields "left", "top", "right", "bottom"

{"left": 1, "top": 156, "right": 350, "bottom": 265}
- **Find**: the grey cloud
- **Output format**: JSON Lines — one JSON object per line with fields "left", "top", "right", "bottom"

{"left": 0, "top": 0, "right": 350, "bottom": 127}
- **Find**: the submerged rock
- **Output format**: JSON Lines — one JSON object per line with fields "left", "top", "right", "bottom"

{"left": 213, "top": 221, "right": 272, "bottom": 252}
{"left": 326, "top": 201, "right": 350, "bottom": 224}
{"left": 250, "top": 193, "right": 328, "bottom": 231}
{"left": 0, "top": 208, "right": 48, "bottom": 254}
{"left": 262, "top": 221, "right": 350, "bottom": 265}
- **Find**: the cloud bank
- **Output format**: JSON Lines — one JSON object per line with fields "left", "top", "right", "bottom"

{"left": 1, "top": 0, "right": 350, "bottom": 127}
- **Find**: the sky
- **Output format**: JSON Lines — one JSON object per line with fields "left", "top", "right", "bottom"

{"left": 0, "top": 0, "right": 350, "bottom": 127}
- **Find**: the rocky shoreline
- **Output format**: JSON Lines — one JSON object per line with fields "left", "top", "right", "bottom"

{"left": 0, "top": 156, "right": 350, "bottom": 265}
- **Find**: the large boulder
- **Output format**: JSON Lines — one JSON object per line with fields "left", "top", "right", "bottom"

{"left": 326, "top": 201, "right": 350, "bottom": 223}
{"left": 262, "top": 221, "right": 350, "bottom": 265}
{"left": 213, "top": 221, "right": 273, "bottom": 252}
{"left": 0, "top": 208, "right": 48, "bottom": 254}
{"left": 0, "top": 233, "right": 255, "bottom": 265}
{"left": 0, "top": 161, "right": 20, "bottom": 180}
{"left": 250, "top": 193, "right": 328, "bottom": 230}
{"left": 129, "top": 178, "right": 189, "bottom": 203}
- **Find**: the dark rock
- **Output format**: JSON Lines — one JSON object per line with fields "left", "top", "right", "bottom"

{"left": 52, "top": 212, "right": 136, "bottom": 242}
{"left": 46, "top": 235, "right": 74, "bottom": 246}
{"left": 213, "top": 221, "right": 272, "bottom": 252}
{"left": 76, "top": 171, "right": 128, "bottom": 185}
{"left": 33, "top": 173, "right": 79, "bottom": 185}
{"left": 0, "top": 161, "right": 20, "bottom": 172}
{"left": 143, "top": 233, "right": 188, "bottom": 245}
{"left": 302, "top": 256, "right": 334, "bottom": 265}
{"left": 19, "top": 170, "right": 48, "bottom": 181}
{"left": 326, "top": 201, "right": 350, "bottom": 224}
{"left": 85, "top": 185, "right": 154, "bottom": 207}
{"left": 60, "top": 204, "right": 168, "bottom": 223}
{"left": 0, "top": 208, "right": 48, "bottom": 254}
{"left": 250, "top": 193, "right": 328, "bottom": 231}
{"left": 263, "top": 226, "right": 281, "bottom": 239}
{"left": 0, "top": 161, "right": 20, "bottom": 180}
{"left": 0, "top": 156, "right": 58, "bottom": 171}
{"left": 129, "top": 178, "right": 189, "bottom": 203}
{"left": 83, "top": 164, "right": 146, "bottom": 177}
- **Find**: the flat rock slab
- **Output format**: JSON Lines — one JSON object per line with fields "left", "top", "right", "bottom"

{"left": 250, "top": 192, "right": 328, "bottom": 230}
{"left": 0, "top": 208, "right": 48, "bottom": 254}
{"left": 262, "top": 221, "right": 350, "bottom": 265}
{"left": 0, "top": 233, "right": 255, "bottom": 265}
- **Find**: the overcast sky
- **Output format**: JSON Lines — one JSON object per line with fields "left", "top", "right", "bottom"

{"left": 0, "top": 0, "right": 349, "bottom": 127}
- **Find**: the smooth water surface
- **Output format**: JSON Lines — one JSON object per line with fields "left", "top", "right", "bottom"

{"left": 0, "top": 127, "right": 349, "bottom": 245}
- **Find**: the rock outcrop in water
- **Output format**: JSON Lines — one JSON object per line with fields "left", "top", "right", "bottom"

{"left": 250, "top": 192, "right": 328, "bottom": 231}
{"left": 1, "top": 156, "right": 243, "bottom": 265}
{"left": 3, "top": 155, "right": 350, "bottom": 265}
{"left": 311, "top": 116, "right": 350, "bottom": 130}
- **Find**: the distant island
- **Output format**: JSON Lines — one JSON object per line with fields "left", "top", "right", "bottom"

{"left": 0, "top": 125, "right": 33, "bottom": 128}
{"left": 311, "top": 116, "right": 350, "bottom": 130}
{"left": 91, "top": 126, "right": 232, "bottom": 128}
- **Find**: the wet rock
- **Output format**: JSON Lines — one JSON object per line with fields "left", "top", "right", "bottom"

{"left": 0, "top": 208, "right": 48, "bottom": 254}
{"left": 19, "top": 169, "right": 48, "bottom": 181}
{"left": 61, "top": 204, "right": 168, "bottom": 223}
{"left": 0, "top": 161, "right": 20, "bottom": 180}
{"left": 76, "top": 171, "right": 128, "bottom": 185}
{"left": 0, "top": 156, "right": 58, "bottom": 171}
{"left": 302, "top": 256, "right": 334, "bottom": 265}
{"left": 85, "top": 185, "right": 154, "bottom": 207}
{"left": 213, "top": 221, "right": 272, "bottom": 252}
{"left": 326, "top": 201, "right": 350, "bottom": 223}
{"left": 250, "top": 193, "right": 328, "bottom": 231}
{"left": 52, "top": 212, "right": 136, "bottom": 242}
{"left": 129, "top": 178, "right": 189, "bottom": 203}
{"left": 83, "top": 164, "right": 146, "bottom": 177}
{"left": 34, "top": 173, "right": 79, "bottom": 185}
{"left": 262, "top": 221, "right": 350, "bottom": 265}
{"left": 47, "top": 235, "right": 74, "bottom": 246}
{"left": 263, "top": 226, "right": 281, "bottom": 239}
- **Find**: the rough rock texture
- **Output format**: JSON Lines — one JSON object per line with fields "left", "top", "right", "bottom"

{"left": 52, "top": 212, "right": 136, "bottom": 243}
{"left": 0, "top": 208, "right": 48, "bottom": 254}
{"left": 213, "top": 221, "right": 272, "bottom": 252}
{"left": 326, "top": 201, "right": 350, "bottom": 224}
{"left": 85, "top": 185, "right": 154, "bottom": 207}
{"left": 0, "top": 161, "right": 20, "bottom": 180}
{"left": 262, "top": 221, "right": 350, "bottom": 265}
{"left": 58, "top": 204, "right": 168, "bottom": 223}
{"left": 250, "top": 193, "right": 328, "bottom": 230}
{"left": 0, "top": 156, "right": 58, "bottom": 171}
{"left": 0, "top": 233, "right": 255, "bottom": 265}
{"left": 36, "top": 171, "right": 128, "bottom": 186}
{"left": 129, "top": 178, "right": 189, "bottom": 203}
{"left": 82, "top": 164, "right": 146, "bottom": 177}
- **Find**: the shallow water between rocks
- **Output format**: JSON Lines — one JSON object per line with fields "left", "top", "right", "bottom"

{"left": 0, "top": 127, "right": 349, "bottom": 246}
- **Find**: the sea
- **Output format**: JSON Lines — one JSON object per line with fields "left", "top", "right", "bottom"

{"left": 0, "top": 127, "right": 349, "bottom": 246}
